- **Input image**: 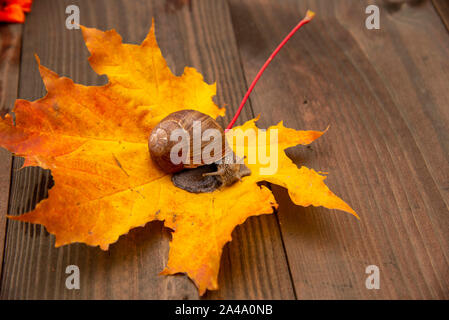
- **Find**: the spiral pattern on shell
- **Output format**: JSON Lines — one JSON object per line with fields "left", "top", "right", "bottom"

{"left": 148, "top": 110, "right": 227, "bottom": 173}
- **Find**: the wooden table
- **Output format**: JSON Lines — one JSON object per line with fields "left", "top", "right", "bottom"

{"left": 0, "top": 0, "right": 448, "bottom": 300}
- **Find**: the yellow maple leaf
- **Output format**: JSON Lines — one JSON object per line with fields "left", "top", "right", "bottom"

{"left": 0, "top": 22, "right": 356, "bottom": 295}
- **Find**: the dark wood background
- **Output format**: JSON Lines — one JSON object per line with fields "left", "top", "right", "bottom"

{"left": 0, "top": 0, "right": 448, "bottom": 299}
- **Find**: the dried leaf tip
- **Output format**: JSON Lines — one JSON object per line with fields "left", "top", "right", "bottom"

{"left": 306, "top": 10, "right": 316, "bottom": 20}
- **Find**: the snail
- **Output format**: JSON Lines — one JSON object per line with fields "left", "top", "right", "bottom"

{"left": 148, "top": 110, "right": 251, "bottom": 193}
{"left": 148, "top": 12, "right": 316, "bottom": 192}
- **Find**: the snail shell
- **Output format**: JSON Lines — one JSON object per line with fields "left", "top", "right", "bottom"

{"left": 148, "top": 110, "right": 228, "bottom": 173}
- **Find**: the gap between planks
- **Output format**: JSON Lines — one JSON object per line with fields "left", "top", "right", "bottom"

{"left": 0, "top": 23, "right": 23, "bottom": 289}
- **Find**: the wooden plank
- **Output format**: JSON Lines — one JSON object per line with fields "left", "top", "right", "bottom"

{"left": 433, "top": 0, "right": 449, "bottom": 31}
{"left": 0, "top": 24, "right": 22, "bottom": 284}
{"left": 0, "top": 0, "right": 295, "bottom": 299}
{"left": 228, "top": 0, "right": 449, "bottom": 299}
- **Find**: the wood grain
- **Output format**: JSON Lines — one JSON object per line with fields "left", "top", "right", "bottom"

{"left": 433, "top": 0, "right": 449, "bottom": 31}
{"left": 0, "top": 0, "right": 295, "bottom": 299}
{"left": 0, "top": 23, "right": 22, "bottom": 281}
{"left": 228, "top": 0, "right": 449, "bottom": 299}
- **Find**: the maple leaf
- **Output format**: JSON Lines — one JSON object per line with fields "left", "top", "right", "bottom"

{"left": 0, "top": 22, "right": 356, "bottom": 295}
{"left": 0, "top": 0, "right": 33, "bottom": 23}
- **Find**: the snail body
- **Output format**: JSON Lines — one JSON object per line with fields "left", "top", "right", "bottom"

{"left": 148, "top": 109, "right": 251, "bottom": 192}
{"left": 203, "top": 152, "right": 251, "bottom": 187}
